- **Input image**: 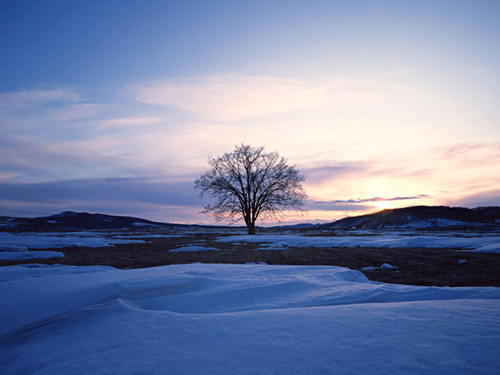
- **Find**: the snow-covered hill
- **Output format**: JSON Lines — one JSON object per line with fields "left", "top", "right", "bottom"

{"left": 321, "top": 206, "right": 500, "bottom": 230}
{"left": 0, "top": 211, "right": 168, "bottom": 230}
{"left": 2, "top": 206, "right": 498, "bottom": 232}
{"left": 0, "top": 211, "right": 240, "bottom": 231}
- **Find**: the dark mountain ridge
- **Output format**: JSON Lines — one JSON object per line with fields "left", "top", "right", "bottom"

{"left": 319, "top": 205, "right": 500, "bottom": 230}
{"left": 0, "top": 211, "right": 186, "bottom": 231}
{"left": 1, "top": 206, "right": 499, "bottom": 231}
{"left": 0, "top": 211, "right": 244, "bottom": 231}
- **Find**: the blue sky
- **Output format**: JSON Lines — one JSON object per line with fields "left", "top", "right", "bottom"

{"left": 1, "top": 0, "right": 499, "bottom": 224}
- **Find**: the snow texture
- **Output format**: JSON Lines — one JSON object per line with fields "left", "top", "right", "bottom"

{"left": 218, "top": 233, "right": 500, "bottom": 253}
{"left": 361, "top": 264, "right": 398, "bottom": 271}
{"left": 113, "top": 234, "right": 186, "bottom": 239}
{"left": 169, "top": 245, "right": 221, "bottom": 252}
{"left": 0, "top": 250, "right": 64, "bottom": 261}
{"left": 0, "top": 231, "right": 145, "bottom": 249}
{"left": 380, "top": 263, "right": 398, "bottom": 270}
{"left": 132, "top": 222, "right": 161, "bottom": 227}
{"left": 1, "top": 263, "right": 499, "bottom": 374}
{"left": 0, "top": 232, "right": 151, "bottom": 261}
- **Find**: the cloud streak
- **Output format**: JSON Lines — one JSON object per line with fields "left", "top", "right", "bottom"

{"left": 306, "top": 202, "right": 375, "bottom": 212}
{"left": 0, "top": 89, "right": 81, "bottom": 110}
{"left": 127, "top": 74, "right": 381, "bottom": 121}
{"left": 53, "top": 103, "right": 109, "bottom": 122}
{"left": 449, "top": 189, "right": 500, "bottom": 208}
{"left": 99, "top": 116, "right": 167, "bottom": 127}
{"left": 317, "top": 195, "right": 430, "bottom": 205}
{"left": 308, "top": 195, "right": 431, "bottom": 214}
{"left": 302, "top": 162, "right": 372, "bottom": 184}
{"left": 0, "top": 178, "right": 196, "bottom": 205}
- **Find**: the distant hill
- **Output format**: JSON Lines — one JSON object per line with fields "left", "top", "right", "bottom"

{"left": 2, "top": 206, "right": 499, "bottom": 232}
{"left": 0, "top": 211, "right": 187, "bottom": 231}
{"left": 319, "top": 206, "right": 500, "bottom": 230}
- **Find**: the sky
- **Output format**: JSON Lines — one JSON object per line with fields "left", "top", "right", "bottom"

{"left": 1, "top": 0, "right": 499, "bottom": 225}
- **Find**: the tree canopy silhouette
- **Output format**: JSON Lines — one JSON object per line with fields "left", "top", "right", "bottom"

{"left": 195, "top": 144, "right": 307, "bottom": 234}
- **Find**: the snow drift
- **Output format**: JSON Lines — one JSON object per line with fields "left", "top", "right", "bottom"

{"left": 1, "top": 263, "right": 499, "bottom": 374}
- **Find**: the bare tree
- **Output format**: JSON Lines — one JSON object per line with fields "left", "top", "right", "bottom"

{"left": 195, "top": 144, "right": 307, "bottom": 234}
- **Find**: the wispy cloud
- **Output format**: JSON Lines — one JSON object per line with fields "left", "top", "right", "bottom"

{"left": 449, "top": 189, "right": 500, "bottom": 207}
{"left": 99, "top": 116, "right": 167, "bottom": 127}
{"left": 307, "top": 195, "right": 430, "bottom": 213}
{"left": 317, "top": 195, "right": 430, "bottom": 205}
{"left": 0, "top": 88, "right": 107, "bottom": 134}
{"left": 0, "top": 134, "right": 165, "bottom": 182}
{"left": 0, "top": 136, "right": 87, "bottom": 181}
{"left": 53, "top": 103, "right": 109, "bottom": 121}
{"left": 127, "top": 74, "right": 382, "bottom": 121}
{"left": 302, "top": 162, "right": 372, "bottom": 184}
{"left": 440, "top": 142, "right": 500, "bottom": 166}
{"left": 0, "top": 89, "right": 81, "bottom": 110}
{"left": 0, "top": 177, "right": 196, "bottom": 205}
{"left": 306, "top": 202, "right": 375, "bottom": 212}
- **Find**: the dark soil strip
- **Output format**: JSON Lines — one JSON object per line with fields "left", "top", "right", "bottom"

{"left": 2, "top": 234, "right": 499, "bottom": 287}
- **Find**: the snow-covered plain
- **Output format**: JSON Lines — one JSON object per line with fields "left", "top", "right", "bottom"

{"left": 0, "top": 250, "right": 64, "bottom": 261}
{"left": 0, "top": 231, "right": 147, "bottom": 261}
{"left": 1, "top": 228, "right": 499, "bottom": 373}
{"left": 218, "top": 232, "right": 500, "bottom": 253}
{"left": 0, "top": 231, "right": 146, "bottom": 249}
{"left": 1, "top": 229, "right": 498, "bottom": 263}
{"left": 1, "top": 263, "right": 499, "bottom": 374}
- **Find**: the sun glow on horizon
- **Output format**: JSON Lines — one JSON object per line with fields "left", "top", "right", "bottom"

{"left": 372, "top": 199, "right": 394, "bottom": 211}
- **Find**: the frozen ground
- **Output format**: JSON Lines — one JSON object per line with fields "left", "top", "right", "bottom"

{"left": 1, "top": 229, "right": 499, "bottom": 263}
{"left": 0, "top": 250, "right": 64, "bottom": 261}
{"left": 1, "top": 263, "right": 499, "bottom": 374}
{"left": 0, "top": 231, "right": 146, "bottom": 261}
{"left": 0, "top": 231, "right": 146, "bottom": 249}
{"left": 218, "top": 232, "right": 500, "bottom": 253}
{"left": 169, "top": 245, "right": 221, "bottom": 252}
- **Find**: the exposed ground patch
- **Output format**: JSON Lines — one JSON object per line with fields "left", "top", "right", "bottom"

{"left": 2, "top": 230, "right": 499, "bottom": 287}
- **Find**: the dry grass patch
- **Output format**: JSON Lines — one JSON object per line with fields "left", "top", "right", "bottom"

{"left": 2, "top": 230, "right": 499, "bottom": 287}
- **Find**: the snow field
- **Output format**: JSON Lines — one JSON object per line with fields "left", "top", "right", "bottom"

{"left": 1, "top": 263, "right": 499, "bottom": 374}
{"left": 1, "top": 230, "right": 498, "bottom": 262}
{"left": 0, "top": 231, "right": 146, "bottom": 250}
{"left": 0, "top": 250, "right": 64, "bottom": 261}
{"left": 169, "top": 245, "right": 221, "bottom": 252}
{"left": 0, "top": 231, "right": 147, "bottom": 261}
{"left": 218, "top": 233, "right": 500, "bottom": 253}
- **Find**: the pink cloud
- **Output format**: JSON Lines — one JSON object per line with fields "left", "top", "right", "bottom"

{"left": 127, "top": 74, "right": 382, "bottom": 121}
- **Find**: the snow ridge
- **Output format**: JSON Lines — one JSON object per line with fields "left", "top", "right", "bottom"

{"left": 1, "top": 263, "right": 499, "bottom": 374}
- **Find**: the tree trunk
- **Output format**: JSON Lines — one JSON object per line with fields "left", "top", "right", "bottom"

{"left": 247, "top": 222, "right": 256, "bottom": 235}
